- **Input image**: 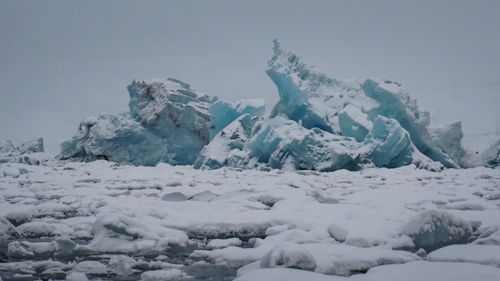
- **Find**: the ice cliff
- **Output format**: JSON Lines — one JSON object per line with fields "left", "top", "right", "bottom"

{"left": 62, "top": 40, "right": 495, "bottom": 170}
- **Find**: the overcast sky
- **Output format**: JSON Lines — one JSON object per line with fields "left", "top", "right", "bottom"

{"left": 1, "top": 0, "right": 499, "bottom": 151}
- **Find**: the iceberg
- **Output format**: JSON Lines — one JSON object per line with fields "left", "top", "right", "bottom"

{"left": 60, "top": 113, "right": 169, "bottom": 166}
{"left": 266, "top": 40, "right": 460, "bottom": 168}
{"left": 196, "top": 40, "right": 464, "bottom": 171}
{"left": 61, "top": 78, "right": 217, "bottom": 166}
{"left": 62, "top": 40, "right": 473, "bottom": 171}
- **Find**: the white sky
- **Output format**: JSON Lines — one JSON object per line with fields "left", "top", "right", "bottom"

{"left": 1, "top": 0, "right": 499, "bottom": 151}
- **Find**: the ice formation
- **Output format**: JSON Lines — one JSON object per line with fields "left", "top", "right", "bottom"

{"left": 196, "top": 40, "right": 467, "bottom": 171}
{"left": 61, "top": 79, "right": 217, "bottom": 166}
{"left": 61, "top": 40, "right": 486, "bottom": 171}
{"left": 209, "top": 99, "right": 266, "bottom": 140}
{"left": 0, "top": 138, "right": 46, "bottom": 165}
{"left": 402, "top": 210, "right": 475, "bottom": 252}
{"left": 481, "top": 139, "right": 500, "bottom": 168}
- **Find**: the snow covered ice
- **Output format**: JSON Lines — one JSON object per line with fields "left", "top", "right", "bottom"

{"left": 1, "top": 159, "right": 500, "bottom": 280}
{"left": 61, "top": 78, "right": 218, "bottom": 166}
{"left": 1, "top": 40, "right": 500, "bottom": 280}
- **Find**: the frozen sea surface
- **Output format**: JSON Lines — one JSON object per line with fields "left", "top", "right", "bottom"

{"left": 1, "top": 154, "right": 499, "bottom": 280}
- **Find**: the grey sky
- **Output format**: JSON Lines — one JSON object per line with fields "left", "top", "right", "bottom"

{"left": 1, "top": 0, "right": 499, "bottom": 151}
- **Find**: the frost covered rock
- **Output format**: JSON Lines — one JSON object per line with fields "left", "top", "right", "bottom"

{"left": 402, "top": 210, "right": 475, "bottom": 252}
{"left": 260, "top": 242, "right": 316, "bottom": 271}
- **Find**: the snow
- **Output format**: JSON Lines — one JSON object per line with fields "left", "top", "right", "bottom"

{"left": 0, "top": 156, "right": 499, "bottom": 279}
{"left": 427, "top": 244, "right": 500, "bottom": 267}
{"left": 140, "top": 269, "right": 189, "bottom": 281}
{"left": 352, "top": 261, "right": 500, "bottom": 281}
{"left": 260, "top": 242, "right": 317, "bottom": 271}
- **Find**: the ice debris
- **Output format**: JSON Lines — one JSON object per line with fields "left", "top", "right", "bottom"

{"left": 480, "top": 139, "right": 500, "bottom": 168}
{"left": 0, "top": 137, "right": 46, "bottom": 165}
{"left": 402, "top": 210, "right": 476, "bottom": 252}
{"left": 62, "top": 40, "right": 484, "bottom": 171}
{"left": 260, "top": 242, "right": 317, "bottom": 271}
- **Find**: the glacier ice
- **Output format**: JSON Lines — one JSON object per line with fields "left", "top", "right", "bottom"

{"left": 338, "top": 104, "right": 372, "bottom": 142}
{"left": 195, "top": 40, "right": 472, "bottom": 171}
{"left": 265, "top": 40, "right": 460, "bottom": 168}
{"left": 61, "top": 79, "right": 217, "bottom": 166}
{"left": 209, "top": 99, "right": 266, "bottom": 140}
{"left": 128, "top": 78, "right": 216, "bottom": 165}
{"left": 194, "top": 114, "right": 263, "bottom": 169}
{"left": 61, "top": 40, "right": 476, "bottom": 171}
{"left": 60, "top": 113, "right": 169, "bottom": 166}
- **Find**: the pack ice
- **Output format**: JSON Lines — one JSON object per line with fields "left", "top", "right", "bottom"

{"left": 60, "top": 40, "right": 497, "bottom": 171}
{"left": 0, "top": 138, "right": 47, "bottom": 166}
